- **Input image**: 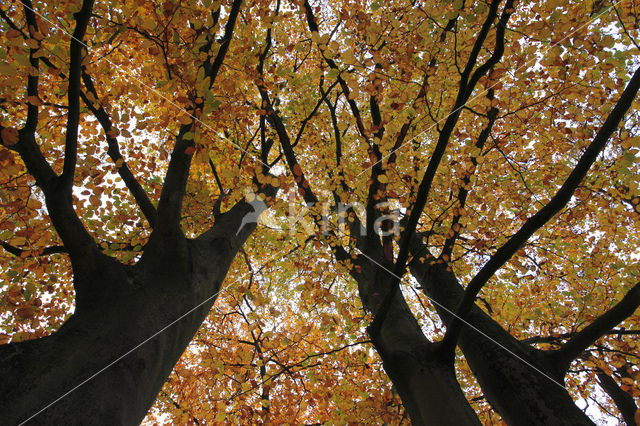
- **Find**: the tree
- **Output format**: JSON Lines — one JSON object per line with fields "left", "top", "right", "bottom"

{"left": 1, "top": 0, "right": 640, "bottom": 425}
{"left": 0, "top": 0, "right": 281, "bottom": 423}
{"left": 241, "top": 0, "right": 640, "bottom": 424}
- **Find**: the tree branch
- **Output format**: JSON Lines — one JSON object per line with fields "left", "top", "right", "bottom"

{"left": 596, "top": 369, "right": 638, "bottom": 425}
{"left": 369, "top": 0, "right": 514, "bottom": 336}
{"left": 1, "top": 240, "right": 67, "bottom": 257}
{"left": 155, "top": 0, "right": 242, "bottom": 231}
{"left": 521, "top": 329, "right": 640, "bottom": 345}
{"left": 442, "top": 98, "right": 498, "bottom": 258}
{"left": 22, "top": 0, "right": 40, "bottom": 134}
{"left": 8, "top": 3, "right": 99, "bottom": 264}
{"left": 554, "top": 281, "right": 640, "bottom": 371}
{"left": 204, "top": 0, "right": 243, "bottom": 87}
{"left": 60, "top": 0, "right": 95, "bottom": 188}
{"left": 303, "top": 0, "right": 368, "bottom": 142}
{"left": 256, "top": 26, "right": 318, "bottom": 205}
{"left": 80, "top": 71, "right": 157, "bottom": 227}
{"left": 443, "top": 66, "right": 640, "bottom": 351}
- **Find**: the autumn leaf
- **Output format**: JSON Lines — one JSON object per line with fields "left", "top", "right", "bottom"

{"left": 2, "top": 1, "right": 640, "bottom": 425}
{"left": 1, "top": 128, "right": 19, "bottom": 146}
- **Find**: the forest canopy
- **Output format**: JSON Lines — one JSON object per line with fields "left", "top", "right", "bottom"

{"left": 1, "top": 0, "right": 640, "bottom": 424}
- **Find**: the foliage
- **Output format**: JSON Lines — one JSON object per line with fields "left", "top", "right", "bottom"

{"left": 1, "top": 0, "right": 639, "bottom": 423}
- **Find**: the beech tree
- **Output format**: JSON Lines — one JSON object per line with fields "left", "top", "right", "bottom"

{"left": 0, "top": 0, "right": 282, "bottom": 423}
{"left": 1, "top": 0, "right": 640, "bottom": 425}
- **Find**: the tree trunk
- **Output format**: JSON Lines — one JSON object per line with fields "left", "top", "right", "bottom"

{"left": 410, "top": 256, "right": 594, "bottom": 425}
{"left": 355, "top": 253, "right": 480, "bottom": 425}
{"left": 0, "top": 202, "right": 257, "bottom": 425}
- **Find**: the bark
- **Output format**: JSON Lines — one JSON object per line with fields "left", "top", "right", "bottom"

{"left": 0, "top": 199, "right": 261, "bottom": 425}
{"left": 353, "top": 250, "right": 480, "bottom": 426}
{"left": 409, "top": 252, "right": 594, "bottom": 425}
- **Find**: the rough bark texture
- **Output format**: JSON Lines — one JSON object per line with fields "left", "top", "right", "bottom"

{"left": 0, "top": 200, "right": 260, "bottom": 425}
{"left": 409, "top": 249, "right": 594, "bottom": 426}
{"left": 353, "top": 249, "right": 480, "bottom": 426}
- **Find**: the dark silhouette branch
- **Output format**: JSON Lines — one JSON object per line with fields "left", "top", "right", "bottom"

{"left": 303, "top": 0, "right": 368, "bottom": 142}
{"left": 204, "top": 0, "right": 243, "bottom": 87}
{"left": 294, "top": 79, "right": 338, "bottom": 148}
{"left": 80, "top": 71, "right": 157, "bottom": 227}
{"left": 458, "top": 0, "right": 504, "bottom": 97}
{"left": 370, "top": 0, "right": 514, "bottom": 336}
{"left": 8, "top": 2, "right": 100, "bottom": 265}
{"left": 155, "top": 0, "right": 242, "bottom": 231}
{"left": 443, "top": 66, "right": 640, "bottom": 352}
{"left": 23, "top": 0, "right": 40, "bottom": 133}
{"left": 554, "top": 281, "right": 640, "bottom": 372}
{"left": 521, "top": 329, "right": 640, "bottom": 345}
{"left": 596, "top": 369, "right": 638, "bottom": 425}
{"left": 1, "top": 240, "right": 67, "bottom": 257}
{"left": 60, "top": 0, "right": 95, "bottom": 188}
{"left": 257, "top": 48, "right": 318, "bottom": 205}
{"left": 442, "top": 98, "right": 498, "bottom": 258}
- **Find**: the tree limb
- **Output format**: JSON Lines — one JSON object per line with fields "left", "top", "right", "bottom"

{"left": 369, "top": 0, "right": 514, "bottom": 335}
{"left": 155, "top": 0, "right": 242, "bottom": 231}
{"left": 303, "top": 0, "right": 368, "bottom": 142}
{"left": 521, "top": 329, "right": 640, "bottom": 345}
{"left": 60, "top": 0, "right": 95, "bottom": 188}
{"left": 80, "top": 71, "right": 157, "bottom": 227}
{"left": 596, "top": 369, "right": 638, "bottom": 425}
{"left": 204, "top": 0, "right": 243, "bottom": 87}
{"left": 1, "top": 240, "right": 67, "bottom": 257}
{"left": 22, "top": 0, "right": 40, "bottom": 134}
{"left": 554, "top": 281, "right": 640, "bottom": 371}
{"left": 443, "top": 65, "right": 640, "bottom": 351}
{"left": 8, "top": 3, "right": 99, "bottom": 264}
{"left": 442, "top": 97, "right": 498, "bottom": 258}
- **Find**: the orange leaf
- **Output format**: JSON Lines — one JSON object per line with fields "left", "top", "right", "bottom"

{"left": 26, "top": 95, "right": 43, "bottom": 106}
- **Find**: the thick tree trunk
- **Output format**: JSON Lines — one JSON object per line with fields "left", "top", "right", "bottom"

{"left": 0, "top": 202, "right": 257, "bottom": 425}
{"left": 367, "top": 293, "right": 481, "bottom": 425}
{"left": 410, "top": 256, "right": 594, "bottom": 425}
{"left": 354, "top": 253, "right": 480, "bottom": 425}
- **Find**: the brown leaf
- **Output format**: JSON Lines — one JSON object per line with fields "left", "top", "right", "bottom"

{"left": 1, "top": 127, "right": 19, "bottom": 146}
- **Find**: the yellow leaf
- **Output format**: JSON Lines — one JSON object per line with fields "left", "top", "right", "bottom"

{"left": 25, "top": 38, "right": 39, "bottom": 49}
{"left": 178, "top": 114, "right": 193, "bottom": 125}
{"left": 0, "top": 62, "right": 17, "bottom": 76}
{"left": 11, "top": 236, "right": 26, "bottom": 246}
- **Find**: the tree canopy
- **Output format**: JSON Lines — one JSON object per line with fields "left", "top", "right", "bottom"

{"left": 1, "top": 0, "right": 640, "bottom": 424}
